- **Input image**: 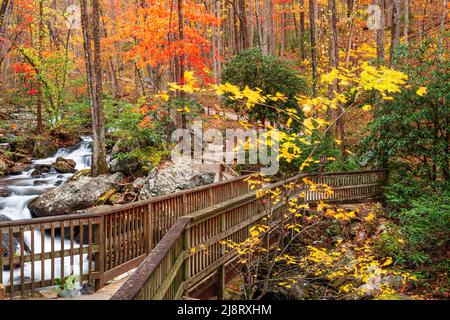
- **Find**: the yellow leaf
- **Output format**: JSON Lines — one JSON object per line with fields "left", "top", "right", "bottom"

{"left": 362, "top": 104, "right": 372, "bottom": 111}
{"left": 416, "top": 87, "right": 427, "bottom": 96}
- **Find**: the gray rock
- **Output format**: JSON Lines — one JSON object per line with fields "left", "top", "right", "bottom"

{"left": 381, "top": 275, "right": 404, "bottom": 290}
{"left": 109, "top": 158, "right": 124, "bottom": 173}
{"left": 132, "top": 178, "right": 146, "bottom": 190}
{"left": 139, "top": 157, "right": 215, "bottom": 200}
{"left": 28, "top": 172, "right": 124, "bottom": 217}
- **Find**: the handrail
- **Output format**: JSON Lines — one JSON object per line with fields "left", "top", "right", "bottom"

{"left": 111, "top": 169, "right": 388, "bottom": 300}
{"left": 0, "top": 174, "right": 252, "bottom": 228}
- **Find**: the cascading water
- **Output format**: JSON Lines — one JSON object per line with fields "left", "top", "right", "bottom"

{"left": 0, "top": 136, "right": 93, "bottom": 286}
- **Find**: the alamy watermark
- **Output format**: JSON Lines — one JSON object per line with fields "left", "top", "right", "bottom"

{"left": 65, "top": 5, "right": 81, "bottom": 30}
{"left": 367, "top": 0, "right": 402, "bottom": 30}
{"left": 171, "top": 121, "right": 280, "bottom": 176}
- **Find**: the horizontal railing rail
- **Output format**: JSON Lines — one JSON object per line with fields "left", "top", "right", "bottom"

{"left": 110, "top": 169, "right": 388, "bottom": 300}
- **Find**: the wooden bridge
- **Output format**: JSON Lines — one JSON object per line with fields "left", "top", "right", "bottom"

{"left": 0, "top": 169, "right": 388, "bottom": 299}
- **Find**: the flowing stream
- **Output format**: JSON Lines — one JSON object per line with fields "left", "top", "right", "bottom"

{"left": 0, "top": 136, "right": 93, "bottom": 286}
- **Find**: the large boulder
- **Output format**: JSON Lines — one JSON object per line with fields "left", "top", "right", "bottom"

{"left": 28, "top": 172, "right": 124, "bottom": 217}
{"left": 139, "top": 157, "right": 215, "bottom": 200}
{"left": 52, "top": 157, "right": 76, "bottom": 173}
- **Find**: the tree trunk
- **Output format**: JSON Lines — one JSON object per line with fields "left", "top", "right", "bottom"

{"left": 376, "top": 0, "right": 385, "bottom": 64}
{"left": 299, "top": 0, "right": 306, "bottom": 60}
{"left": 0, "top": 0, "right": 9, "bottom": 33}
{"left": 255, "top": 0, "right": 263, "bottom": 48}
{"left": 177, "top": 0, "right": 186, "bottom": 129}
{"left": 80, "top": 0, "right": 108, "bottom": 177}
{"left": 346, "top": 0, "right": 353, "bottom": 17}
{"left": 309, "top": 0, "right": 317, "bottom": 97}
{"left": 403, "top": 0, "right": 409, "bottom": 44}
{"left": 389, "top": 0, "right": 400, "bottom": 66}
{"left": 262, "top": 0, "right": 268, "bottom": 54}
{"left": 438, "top": 0, "right": 447, "bottom": 60}
{"left": 36, "top": 0, "right": 44, "bottom": 133}
{"left": 238, "top": 0, "right": 249, "bottom": 50}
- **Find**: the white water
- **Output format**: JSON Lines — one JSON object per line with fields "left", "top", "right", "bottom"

{"left": 0, "top": 136, "right": 93, "bottom": 286}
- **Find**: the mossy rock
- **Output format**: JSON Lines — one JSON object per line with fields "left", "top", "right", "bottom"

{"left": 69, "top": 169, "right": 91, "bottom": 182}
{"left": 97, "top": 188, "right": 118, "bottom": 205}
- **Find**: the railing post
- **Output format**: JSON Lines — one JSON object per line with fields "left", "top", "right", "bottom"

{"left": 208, "top": 188, "right": 214, "bottom": 206}
{"left": 182, "top": 226, "right": 191, "bottom": 298}
{"left": 216, "top": 212, "right": 226, "bottom": 300}
{"left": 183, "top": 193, "right": 188, "bottom": 215}
{"left": 94, "top": 217, "right": 105, "bottom": 291}
{"left": 217, "top": 264, "right": 225, "bottom": 300}
{"left": 146, "top": 203, "right": 154, "bottom": 253}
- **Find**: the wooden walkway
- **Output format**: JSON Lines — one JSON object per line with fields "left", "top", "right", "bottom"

{"left": 0, "top": 169, "right": 387, "bottom": 299}
{"left": 110, "top": 169, "right": 388, "bottom": 300}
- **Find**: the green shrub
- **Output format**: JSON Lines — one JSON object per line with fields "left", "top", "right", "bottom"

{"left": 374, "top": 223, "right": 405, "bottom": 263}
{"left": 397, "top": 190, "right": 450, "bottom": 266}
{"left": 221, "top": 47, "right": 308, "bottom": 124}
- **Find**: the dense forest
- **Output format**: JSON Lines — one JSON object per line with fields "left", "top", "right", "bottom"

{"left": 0, "top": 0, "right": 448, "bottom": 301}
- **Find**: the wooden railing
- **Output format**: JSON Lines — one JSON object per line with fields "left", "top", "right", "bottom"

{"left": 110, "top": 169, "right": 388, "bottom": 300}
{"left": 0, "top": 175, "right": 251, "bottom": 298}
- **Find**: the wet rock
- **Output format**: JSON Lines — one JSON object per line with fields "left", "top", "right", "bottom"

{"left": 33, "top": 180, "right": 48, "bottom": 186}
{"left": 54, "top": 180, "right": 64, "bottom": 186}
{"left": 31, "top": 169, "right": 44, "bottom": 178}
{"left": 0, "top": 189, "right": 12, "bottom": 197}
{"left": 139, "top": 157, "right": 215, "bottom": 200}
{"left": 10, "top": 162, "right": 32, "bottom": 175}
{"left": 52, "top": 157, "right": 76, "bottom": 174}
{"left": 35, "top": 164, "right": 52, "bottom": 173}
{"left": 28, "top": 173, "right": 124, "bottom": 217}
